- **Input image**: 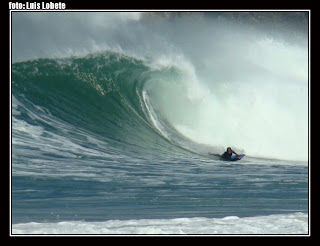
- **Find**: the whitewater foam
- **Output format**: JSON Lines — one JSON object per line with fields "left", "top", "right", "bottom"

{"left": 143, "top": 35, "right": 308, "bottom": 161}
{"left": 12, "top": 212, "right": 308, "bottom": 235}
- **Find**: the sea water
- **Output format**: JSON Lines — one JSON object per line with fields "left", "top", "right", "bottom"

{"left": 11, "top": 12, "right": 309, "bottom": 235}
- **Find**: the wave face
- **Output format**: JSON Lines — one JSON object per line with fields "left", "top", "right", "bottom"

{"left": 12, "top": 51, "right": 196, "bottom": 163}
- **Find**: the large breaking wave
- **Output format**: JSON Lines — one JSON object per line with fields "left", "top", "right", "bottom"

{"left": 12, "top": 12, "right": 308, "bottom": 161}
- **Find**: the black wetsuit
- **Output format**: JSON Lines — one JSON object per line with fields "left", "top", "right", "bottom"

{"left": 222, "top": 151, "right": 236, "bottom": 160}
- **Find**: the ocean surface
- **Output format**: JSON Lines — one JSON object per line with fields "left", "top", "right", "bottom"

{"left": 11, "top": 12, "right": 309, "bottom": 235}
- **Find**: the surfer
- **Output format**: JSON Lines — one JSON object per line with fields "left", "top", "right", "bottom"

{"left": 222, "top": 147, "right": 239, "bottom": 160}
{"left": 208, "top": 147, "right": 244, "bottom": 161}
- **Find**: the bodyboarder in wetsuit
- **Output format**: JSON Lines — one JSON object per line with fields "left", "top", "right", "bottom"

{"left": 222, "top": 147, "right": 238, "bottom": 160}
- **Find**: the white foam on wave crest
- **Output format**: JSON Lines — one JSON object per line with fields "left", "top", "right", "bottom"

{"left": 145, "top": 36, "right": 308, "bottom": 162}
{"left": 12, "top": 213, "right": 308, "bottom": 235}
